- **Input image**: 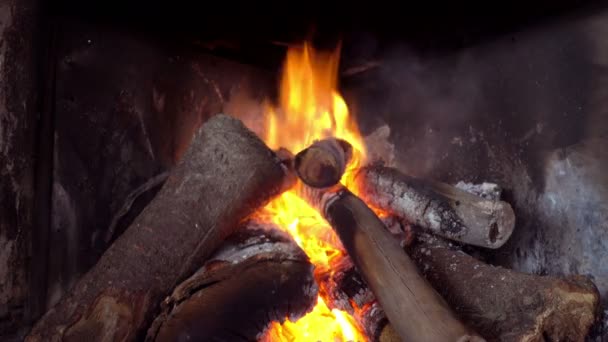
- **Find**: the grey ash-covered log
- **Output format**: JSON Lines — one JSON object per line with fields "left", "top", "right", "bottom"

{"left": 26, "top": 114, "right": 294, "bottom": 341}
{"left": 146, "top": 221, "right": 317, "bottom": 342}
{"left": 355, "top": 165, "right": 516, "bottom": 249}
{"left": 409, "top": 235, "right": 600, "bottom": 342}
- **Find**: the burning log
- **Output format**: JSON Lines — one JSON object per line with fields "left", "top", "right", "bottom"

{"left": 409, "top": 235, "right": 600, "bottom": 341}
{"left": 294, "top": 138, "right": 482, "bottom": 341}
{"left": 26, "top": 114, "right": 294, "bottom": 341}
{"left": 319, "top": 256, "right": 398, "bottom": 342}
{"left": 299, "top": 185, "right": 481, "bottom": 341}
{"left": 294, "top": 138, "right": 353, "bottom": 188}
{"left": 354, "top": 165, "right": 516, "bottom": 249}
{"left": 146, "top": 221, "right": 317, "bottom": 341}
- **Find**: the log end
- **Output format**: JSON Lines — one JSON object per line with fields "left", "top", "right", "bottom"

{"left": 532, "top": 275, "right": 600, "bottom": 342}
{"left": 377, "top": 323, "right": 401, "bottom": 342}
{"left": 484, "top": 201, "right": 516, "bottom": 249}
{"left": 294, "top": 138, "right": 352, "bottom": 188}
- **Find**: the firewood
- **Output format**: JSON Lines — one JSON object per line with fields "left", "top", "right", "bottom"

{"left": 296, "top": 182, "right": 482, "bottom": 341}
{"left": 25, "top": 114, "right": 295, "bottom": 341}
{"left": 355, "top": 165, "right": 516, "bottom": 249}
{"left": 294, "top": 138, "right": 353, "bottom": 188}
{"left": 319, "top": 256, "right": 398, "bottom": 342}
{"left": 293, "top": 138, "right": 481, "bottom": 340}
{"left": 146, "top": 221, "right": 317, "bottom": 341}
{"left": 409, "top": 235, "right": 600, "bottom": 342}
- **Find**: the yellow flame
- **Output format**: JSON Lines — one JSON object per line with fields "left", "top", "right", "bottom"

{"left": 264, "top": 297, "right": 363, "bottom": 342}
{"left": 264, "top": 43, "right": 366, "bottom": 188}
{"left": 258, "top": 42, "right": 368, "bottom": 341}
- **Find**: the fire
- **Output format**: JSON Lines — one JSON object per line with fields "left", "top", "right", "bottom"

{"left": 258, "top": 43, "right": 368, "bottom": 341}
{"left": 264, "top": 297, "right": 362, "bottom": 342}
{"left": 264, "top": 43, "right": 366, "bottom": 188}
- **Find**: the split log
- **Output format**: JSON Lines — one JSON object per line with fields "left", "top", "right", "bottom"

{"left": 296, "top": 184, "right": 481, "bottom": 341}
{"left": 409, "top": 235, "right": 600, "bottom": 341}
{"left": 26, "top": 114, "right": 295, "bottom": 341}
{"left": 147, "top": 221, "right": 317, "bottom": 341}
{"left": 354, "top": 165, "right": 516, "bottom": 249}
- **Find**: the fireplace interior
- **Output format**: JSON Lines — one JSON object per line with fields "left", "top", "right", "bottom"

{"left": 1, "top": 1, "right": 608, "bottom": 341}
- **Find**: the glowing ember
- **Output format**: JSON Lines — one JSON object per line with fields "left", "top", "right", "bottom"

{"left": 256, "top": 43, "right": 368, "bottom": 341}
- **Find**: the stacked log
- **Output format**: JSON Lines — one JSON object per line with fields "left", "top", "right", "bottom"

{"left": 25, "top": 116, "right": 601, "bottom": 342}
{"left": 293, "top": 140, "right": 483, "bottom": 341}
{"left": 292, "top": 137, "right": 600, "bottom": 341}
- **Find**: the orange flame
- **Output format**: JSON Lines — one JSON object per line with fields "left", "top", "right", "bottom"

{"left": 258, "top": 43, "right": 368, "bottom": 341}
{"left": 263, "top": 297, "right": 362, "bottom": 342}
{"left": 264, "top": 43, "right": 366, "bottom": 188}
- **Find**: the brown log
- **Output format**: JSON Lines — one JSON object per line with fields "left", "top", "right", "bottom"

{"left": 26, "top": 114, "right": 295, "bottom": 341}
{"left": 354, "top": 165, "right": 516, "bottom": 249}
{"left": 146, "top": 221, "right": 317, "bottom": 341}
{"left": 294, "top": 138, "right": 353, "bottom": 188}
{"left": 297, "top": 183, "right": 483, "bottom": 342}
{"left": 409, "top": 235, "right": 600, "bottom": 341}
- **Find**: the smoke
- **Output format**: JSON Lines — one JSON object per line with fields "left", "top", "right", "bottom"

{"left": 345, "top": 43, "right": 486, "bottom": 179}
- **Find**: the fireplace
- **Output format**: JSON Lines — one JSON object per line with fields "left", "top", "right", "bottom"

{"left": 1, "top": 1, "right": 608, "bottom": 341}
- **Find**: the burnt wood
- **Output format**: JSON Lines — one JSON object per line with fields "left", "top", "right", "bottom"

{"left": 146, "top": 222, "right": 317, "bottom": 341}
{"left": 298, "top": 183, "right": 482, "bottom": 342}
{"left": 25, "top": 114, "right": 294, "bottom": 341}
{"left": 355, "top": 165, "right": 516, "bottom": 249}
{"left": 409, "top": 235, "right": 599, "bottom": 341}
{"left": 294, "top": 138, "right": 353, "bottom": 188}
{"left": 319, "top": 256, "right": 398, "bottom": 342}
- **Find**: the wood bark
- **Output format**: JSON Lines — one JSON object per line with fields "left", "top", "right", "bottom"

{"left": 297, "top": 184, "right": 482, "bottom": 342}
{"left": 146, "top": 221, "right": 317, "bottom": 342}
{"left": 26, "top": 114, "right": 294, "bottom": 341}
{"left": 355, "top": 165, "right": 516, "bottom": 249}
{"left": 409, "top": 235, "right": 600, "bottom": 341}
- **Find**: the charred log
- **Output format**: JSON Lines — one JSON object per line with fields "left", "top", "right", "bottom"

{"left": 146, "top": 221, "right": 317, "bottom": 342}
{"left": 294, "top": 138, "right": 353, "bottom": 188}
{"left": 293, "top": 139, "right": 481, "bottom": 341}
{"left": 355, "top": 165, "right": 516, "bottom": 249}
{"left": 409, "top": 235, "right": 600, "bottom": 341}
{"left": 26, "top": 114, "right": 294, "bottom": 341}
{"left": 319, "top": 256, "right": 397, "bottom": 342}
{"left": 297, "top": 183, "right": 481, "bottom": 341}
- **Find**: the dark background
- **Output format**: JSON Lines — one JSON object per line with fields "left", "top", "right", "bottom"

{"left": 51, "top": 1, "right": 606, "bottom": 67}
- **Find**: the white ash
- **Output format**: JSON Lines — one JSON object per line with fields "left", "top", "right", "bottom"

{"left": 209, "top": 239, "right": 305, "bottom": 266}
{"left": 454, "top": 181, "right": 503, "bottom": 201}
